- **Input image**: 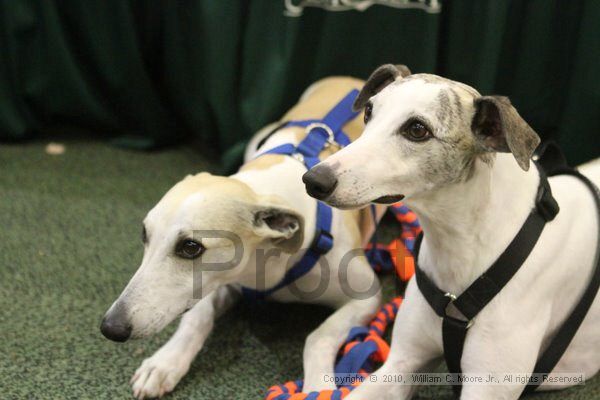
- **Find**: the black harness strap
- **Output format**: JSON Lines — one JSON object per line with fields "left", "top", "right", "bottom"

{"left": 415, "top": 171, "right": 560, "bottom": 396}
{"left": 415, "top": 144, "right": 600, "bottom": 398}
{"left": 525, "top": 166, "right": 600, "bottom": 393}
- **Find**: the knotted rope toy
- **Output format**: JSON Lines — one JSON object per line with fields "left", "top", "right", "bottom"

{"left": 264, "top": 203, "right": 421, "bottom": 400}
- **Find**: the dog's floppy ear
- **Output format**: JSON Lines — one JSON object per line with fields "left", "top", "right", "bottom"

{"left": 353, "top": 64, "right": 411, "bottom": 111}
{"left": 253, "top": 205, "right": 304, "bottom": 254}
{"left": 471, "top": 96, "right": 540, "bottom": 171}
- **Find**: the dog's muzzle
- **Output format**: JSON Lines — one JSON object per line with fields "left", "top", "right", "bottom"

{"left": 302, "top": 165, "right": 338, "bottom": 200}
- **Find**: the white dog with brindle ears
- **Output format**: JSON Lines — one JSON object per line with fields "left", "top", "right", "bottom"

{"left": 100, "top": 76, "right": 393, "bottom": 399}
{"left": 303, "top": 65, "right": 600, "bottom": 399}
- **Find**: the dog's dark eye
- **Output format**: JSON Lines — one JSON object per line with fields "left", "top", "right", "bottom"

{"left": 142, "top": 226, "right": 147, "bottom": 244}
{"left": 364, "top": 102, "right": 373, "bottom": 124}
{"left": 175, "top": 240, "right": 205, "bottom": 259}
{"left": 405, "top": 121, "right": 432, "bottom": 142}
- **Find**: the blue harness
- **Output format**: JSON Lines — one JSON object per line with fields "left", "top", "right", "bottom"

{"left": 241, "top": 89, "right": 360, "bottom": 300}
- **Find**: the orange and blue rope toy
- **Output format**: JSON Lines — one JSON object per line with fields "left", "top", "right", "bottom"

{"left": 264, "top": 203, "right": 421, "bottom": 400}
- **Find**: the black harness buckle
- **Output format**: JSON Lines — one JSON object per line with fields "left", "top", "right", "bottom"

{"left": 444, "top": 315, "right": 472, "bottom": 330}
{"left": 536, "top": 176, "right": 560, "bottom": 222}
{"left": 444, "top": 293, "right": 474, "bottom": 329}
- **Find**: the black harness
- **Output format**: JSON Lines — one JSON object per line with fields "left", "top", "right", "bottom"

{"left": 414, "top": 143, "right": 600, "bottom": 397}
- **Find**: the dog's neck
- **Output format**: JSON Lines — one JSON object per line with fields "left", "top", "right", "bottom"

{"left": 232, "top": 157, "right": 316, "bottom": 289}
{"left": 406, "top": 153, "right": 540, "bottom": 295}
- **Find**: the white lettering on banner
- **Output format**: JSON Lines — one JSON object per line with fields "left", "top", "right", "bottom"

{"left": 284, "top": 0, "right": 442, "bottom": 17}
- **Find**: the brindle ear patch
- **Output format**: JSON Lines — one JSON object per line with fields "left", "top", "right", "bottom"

{"left": 353, "top": 64, "right": 411, "bottom": 111}
{"left": 394, "top": 64, "right": 411, "bottom": 78}
{"left": 472, "top": 96, "right": 540, "bottom": 171}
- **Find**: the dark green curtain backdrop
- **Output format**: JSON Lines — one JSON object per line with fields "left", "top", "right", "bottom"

{"left": 1, "top": 0, "right": 598, "bottom": 167}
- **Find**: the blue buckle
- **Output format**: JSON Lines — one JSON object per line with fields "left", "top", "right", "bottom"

{"left": 306, "top": 122, "right": 335, "bottom": 145}
{"left": 297, "top": 123, "right": 335, "bottom": 158}
{"left": 310, "top": 229, "right": 334, "bottom": 255}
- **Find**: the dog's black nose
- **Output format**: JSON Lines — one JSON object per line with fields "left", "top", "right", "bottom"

{"left": 100, "top": 312, "right": 132, "bottom": 342}
{"left": 302, "top": 166, "right": 338, "bottom": 200}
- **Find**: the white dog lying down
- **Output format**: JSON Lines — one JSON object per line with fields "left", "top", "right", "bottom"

{"left": 303, "top": 65, "right": 600, "bottom": 399}
{"left": 100, "top": 76, "right": 391, "bottom": 399}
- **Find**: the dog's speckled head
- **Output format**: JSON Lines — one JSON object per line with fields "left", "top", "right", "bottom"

{"left": 100, "top": 173, "right": 303, "bottom": 341}
{"left": 303, "top": 64, "right": 540, "bottom": 209}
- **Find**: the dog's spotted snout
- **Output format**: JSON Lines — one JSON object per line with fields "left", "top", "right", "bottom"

{"left": 303, "top": 166, "right": 338, "bottom": 200}
{"left": 100, "top": 304, "right": 132, "bottom": 342}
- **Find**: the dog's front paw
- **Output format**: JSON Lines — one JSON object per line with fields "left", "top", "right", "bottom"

{"left": 130, "top": 352, "right": 190, "bottom": 399}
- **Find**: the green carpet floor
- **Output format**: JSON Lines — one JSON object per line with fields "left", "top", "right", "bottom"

{"left": 0, "top": 140, "right": 598, "bottom": 399}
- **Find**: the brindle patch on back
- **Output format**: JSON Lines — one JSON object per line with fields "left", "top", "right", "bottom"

{"left": 240, "top": 154, "right": 286, "bottom": 171}
{"left": 282, "top": 76, "right": 366, "bottom": 157}
{"left": 247, "top": 77, "right": 367, "bottom": 168}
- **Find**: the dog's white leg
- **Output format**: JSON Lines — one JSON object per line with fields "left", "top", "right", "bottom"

{"left": 301, "top": 289, "right": 382, "bottom": 392}
{"left": 457, "top": 308, "right": 551, "bottom": 400}
{"left": 344, "top": 281, "right": 443, "bottom": 400}
{"left": 130, "top": 285, "right": 239, "bottom": 399}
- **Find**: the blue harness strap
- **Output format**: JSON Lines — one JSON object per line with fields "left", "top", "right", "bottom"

{"left": 242, "top": 89, "right": 360, "bottom": 300}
